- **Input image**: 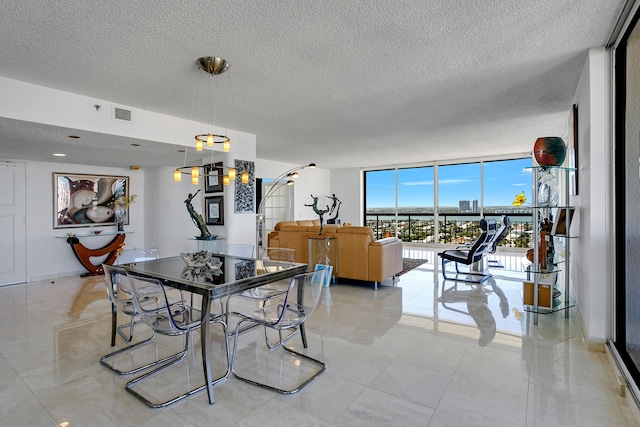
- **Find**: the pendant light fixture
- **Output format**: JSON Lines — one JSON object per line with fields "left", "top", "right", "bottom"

{"left": 195, "top": 56, "right": 231, "bottom": 152}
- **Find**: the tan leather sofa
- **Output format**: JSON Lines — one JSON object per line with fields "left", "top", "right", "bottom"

{"left": 268, "top": 221, "right": 402, "bottom": 286}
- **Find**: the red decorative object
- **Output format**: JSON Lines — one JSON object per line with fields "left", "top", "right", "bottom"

{"left": 533, "top": 137, "right": 567, "bottom": 167}
{"left": 66, "top": 234, "right": 126, "bottom": 276}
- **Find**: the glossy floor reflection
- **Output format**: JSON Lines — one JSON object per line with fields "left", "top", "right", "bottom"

{"left": 0, "top": 253, "right": 638, "bottom": 426}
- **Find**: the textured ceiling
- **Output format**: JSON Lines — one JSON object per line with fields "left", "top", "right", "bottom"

{"left": 0, "top": 0, "right": 626, "bottom": 169}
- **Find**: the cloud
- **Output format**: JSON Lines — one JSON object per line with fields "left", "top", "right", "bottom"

{"left": 403, "top": 180, "right": 434, "bottom": 186}
{"left": 438, "top": 178, "right": 474, "bottom": 185}
{"left": 403, "top": 178, "right": 474, "bottom": 186}
{"left": 513, "top": 183, "right": 527, "bottom": 187}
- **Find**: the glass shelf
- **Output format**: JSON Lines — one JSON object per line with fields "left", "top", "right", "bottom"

{"left": 530, "top": 205, "right": 575, "bottom": 209}
{"left": 524, "top": 288, "right": 575, "bottom": 314}
{"left": 524, "top": 166, "right": 577, "bottom": 172}
{"left": 55, "top": 231, "right": 129, "bottom": 238}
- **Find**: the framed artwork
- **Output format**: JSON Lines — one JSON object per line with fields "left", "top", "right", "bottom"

{"left": 204, "top": 162, "right": 223, "bottom": 193}
{"left": 551, "top": 207, "right": 575, "bottom": 236}
{"left": 234, "top": 159, "right": 255, "bottom": 213}
{"left": 566, "top": 104, "right": 579, "bottom": 195}
{"left": 54, "top": 173, "right": 129, "bottom": 229}
{"left": 205, "top": 195, "right": 224, "bottom": 225}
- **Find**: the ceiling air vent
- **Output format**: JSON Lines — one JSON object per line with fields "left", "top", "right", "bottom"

{"left": 114, "top": 107, "right": 132, "bottom": 122}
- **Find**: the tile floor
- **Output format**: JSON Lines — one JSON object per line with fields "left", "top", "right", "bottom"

{"left": 1, "top": 250, "right": 638, "bottom": 426}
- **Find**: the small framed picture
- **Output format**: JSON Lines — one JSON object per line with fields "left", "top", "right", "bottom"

{"left": 204, "top": 162, "right": 223, "bottom": 193}
{"left": 313, "top": 264, "right": 333, "bottom": 287}
{"left": 205, "top": 196, "right": 224, "bottom": 225}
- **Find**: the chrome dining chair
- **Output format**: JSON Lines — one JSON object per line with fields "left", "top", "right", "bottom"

{"left": 116, "top": 247, "right": 160, "bottom": 265}
{"left": 100, "top": 264, "right": 184, "bottom": 375}
{"left": 230, "top": 269, "right": 327, "bottom": 394}
{"left": 225, "top": 247, "right": 298, "bottom": 348}
{"left": 226, "top": 243, "right": 254, "bottom": 258}
{"left": 125, "top": 275, "right": 230, "bottom": 408}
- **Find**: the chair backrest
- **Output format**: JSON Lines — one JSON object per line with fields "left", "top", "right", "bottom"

{"left": 486, "top": 216, "right": 510, "bottom": 254}
{"left": 117, "top": 247, "right": 160, "bottom": 265}
{"left": 129, "top": 275, "right": 196, "bottom": 335}
{"left": 263, "top": 247, "right": 296, "bottom": 262}
{"left": 270, "top": 270, "right": 327, "bottom": 328}
{"left": 227, "top": 244, "right": 254, "bottom": 258}
{"left": 102, "top": 263, "right": 136, "bottom": 314}
{"left": 466, "top": 218, "right": 497, "bottom": 263}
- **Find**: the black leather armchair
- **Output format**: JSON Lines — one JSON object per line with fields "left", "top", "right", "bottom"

{"left": 438, "top": 218, "right": 497, "bottom": 283}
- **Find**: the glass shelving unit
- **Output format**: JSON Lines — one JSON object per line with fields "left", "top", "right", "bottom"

{"left": 524, "top": 166, "right": 576, "bottom": 325}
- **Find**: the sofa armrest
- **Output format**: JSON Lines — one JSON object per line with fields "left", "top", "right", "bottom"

{"left": 368, "top": 237, "right": 403, "bottom": 282}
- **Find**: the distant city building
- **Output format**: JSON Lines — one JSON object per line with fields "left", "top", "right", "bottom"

{"left": 459, "top": 200, "right": 478, "bottom": 213}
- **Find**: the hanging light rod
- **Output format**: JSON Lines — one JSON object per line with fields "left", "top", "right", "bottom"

{"left": 194, "top": 56, "right": 231, "bottom": 152}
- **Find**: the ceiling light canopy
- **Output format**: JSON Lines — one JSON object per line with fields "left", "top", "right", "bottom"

{"left": 196, "top": 56, "right": 230, "bottom": 75}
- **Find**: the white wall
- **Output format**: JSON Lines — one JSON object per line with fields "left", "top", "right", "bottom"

{"left": 330, "top": 168, "right": 362, "bottom": 225}
{"left": 255, "top": 158, "right": 331, "bottom": 222}
{"left": 15, "top": 148, "right": 328, "bottom": 281}
{"left": 25, "top": 160, "right": 146, "bottom": 280}
{"left": 143, "top": 166, "right": 200, "bottom": 259}
{"left": 572, "top": 47, "right": 611, "bottom": 348}
{"left": 0, "top": 76, "right": 232, "bottom": 149}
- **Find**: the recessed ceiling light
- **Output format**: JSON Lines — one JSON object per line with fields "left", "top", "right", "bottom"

{"left": 68, "top": 135, "right": 80, "bottom": 139}
{"left": 53, "top": 153, "right": 66, "bottom": 157}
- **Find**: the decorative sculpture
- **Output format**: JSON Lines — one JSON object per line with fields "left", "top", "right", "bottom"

{"left": 305, "top": 194, "right": 329, "bottom": 235}
{"left": 533, "top": 137, "right": 566, "bottom": 167}
{"left": 326, "top": 193, "right": 341, "bottom": 224}
{"left": 184, "top": 189, "right": 212, "bottom": 239}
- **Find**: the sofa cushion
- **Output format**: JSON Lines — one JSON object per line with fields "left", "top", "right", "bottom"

{"left": 336, "top": 226, "right": 375, "bottom": 241}
{"left": 296, "top": 220, "right": 315, "bottom": 226}
{"left": 308, "top": 225, "right": 340, "bottom": 235}
{"left": 281, "top": 224, "right": 310, "bottom": 232}
{"left": 274, "top": 221, "right": 298, "bottom": 231}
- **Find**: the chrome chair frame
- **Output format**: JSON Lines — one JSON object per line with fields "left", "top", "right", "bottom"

{"left": 226, "top": 243, "right": 254, "bottom": 258}
{"left": 486, "top": 216, "right": 511, "bottom": 269}
{"left": 100, "top": 264, "right": 183, "bottom": 376}
{"left": 124, "top": 275, "right": 230, "bottom": 408}
{"left": 116, "top": 247, "right": 160, "bottom": 265}
{"left": 230, "top": 270, "right": 327, "bottom": 395}
{"left": 225, "top": 248, "right": 299, "bottom": 348}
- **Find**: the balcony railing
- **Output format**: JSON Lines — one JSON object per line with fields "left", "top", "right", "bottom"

{"left": 365, "top": 212, "right": 533, "bottom": 248}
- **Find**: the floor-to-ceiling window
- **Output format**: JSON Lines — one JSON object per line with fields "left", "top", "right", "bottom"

{"left": 397, "top": 166, "right": 434, "bottom": 242}
{"left": 364, "top": 157, "right": 531, "bottom": 247}
{"left": 614, "top": 6, "right": 640, "bottom": 396}
{"left": 484, "top": 158, "right": 534, "bottom": 248}
{"left": 437, "top": 162, "right": 481, "bottom": 244}
{"left": 364, "top": 168, "right": 397, "bottom": 237}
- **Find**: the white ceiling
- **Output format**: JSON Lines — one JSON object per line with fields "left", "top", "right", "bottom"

{"left": 0, "top": 0, "right": 626, "bottom": 170}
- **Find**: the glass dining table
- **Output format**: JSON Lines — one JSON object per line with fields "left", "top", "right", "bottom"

{"left": 122, "top": 254, "right": 307, "bottom": 405}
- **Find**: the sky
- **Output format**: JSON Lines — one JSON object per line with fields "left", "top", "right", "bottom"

{"left": 365, "top": 158, "right": 532, "bottom": 208}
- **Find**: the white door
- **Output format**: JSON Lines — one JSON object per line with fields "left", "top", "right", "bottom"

{"left": 0, "top": 161, "right": 26, "bottom": 285}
